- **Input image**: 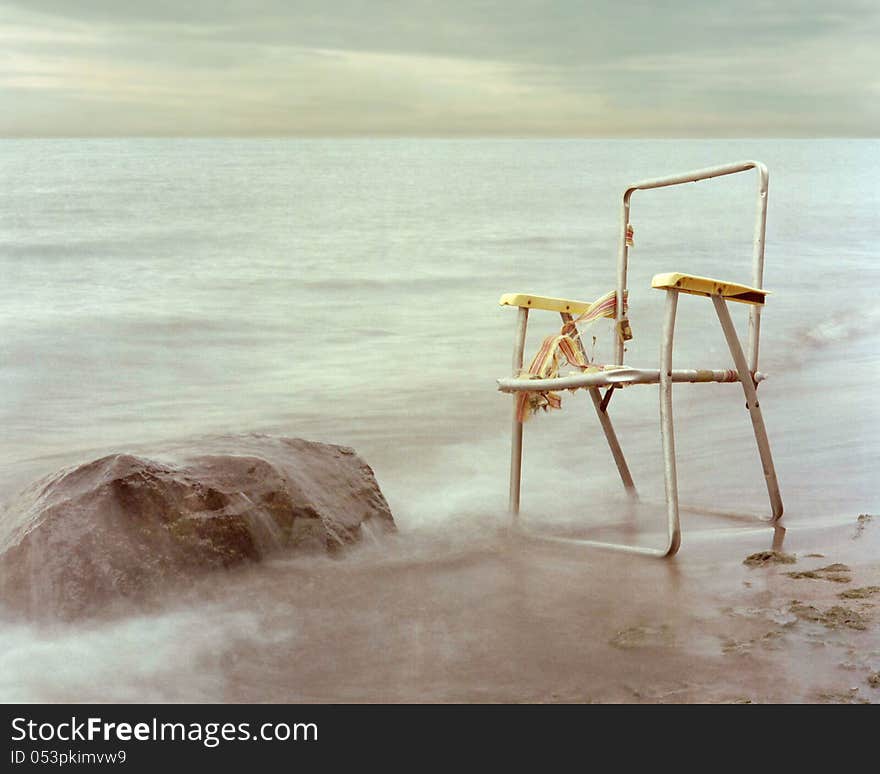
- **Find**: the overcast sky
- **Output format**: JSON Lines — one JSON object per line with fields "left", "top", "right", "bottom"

{"left": 2, "top": 1, "right": 878, "bottom": 137}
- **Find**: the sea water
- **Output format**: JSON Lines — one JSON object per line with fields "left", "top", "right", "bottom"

{"left": 0, "top": 138, "right": 878, "bottom": 701}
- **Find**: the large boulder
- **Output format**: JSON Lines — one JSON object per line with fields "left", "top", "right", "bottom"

{"left": 0, "top": 435, "right": 394, "bottom": 619}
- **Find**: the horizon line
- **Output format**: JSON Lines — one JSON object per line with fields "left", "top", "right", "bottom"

{"left": 1, "top": 134, "right": 877, "bottom": 141}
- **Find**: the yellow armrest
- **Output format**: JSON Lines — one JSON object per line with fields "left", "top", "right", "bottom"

{"left": 499, "top": 293, "right": 597, "bottom": 314}
{"left": 651, "top": 273, "right": 769, "bottom": 306}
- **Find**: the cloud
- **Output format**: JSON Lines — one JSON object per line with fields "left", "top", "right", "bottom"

{"left": 1, "top": 1, "right": 877, "bottom": 136}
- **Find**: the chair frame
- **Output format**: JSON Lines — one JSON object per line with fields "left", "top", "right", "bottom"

{"left": 501, "top": 161, "right": 784, "bottom": 557}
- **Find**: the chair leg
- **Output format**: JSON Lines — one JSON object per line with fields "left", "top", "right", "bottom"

{"left": 711, "top": 295, "right": 784, "bottom": 522}
{"left": 587, "top": 387, "right": 638, "bottom": 498}
{"left": 559, "top": 312, "right": 637, "bottom": 499}
{"left": 509, "top": 307, "right": 529, "bottom": 523}
{"left": 659, "top": 290, "right": 682, "bottom": 555}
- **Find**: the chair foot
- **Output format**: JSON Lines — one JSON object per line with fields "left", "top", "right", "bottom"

{"left": 514, "top": 525, "right": 680, "bottom": 557}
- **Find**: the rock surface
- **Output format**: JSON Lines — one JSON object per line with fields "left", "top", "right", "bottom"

{"left": 0, "top": 435, "right": 394, "bottom": 619}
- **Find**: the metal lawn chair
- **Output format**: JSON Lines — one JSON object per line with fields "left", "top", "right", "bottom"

{"left": 497, "top": 161, "right": 783, "bottom": 557}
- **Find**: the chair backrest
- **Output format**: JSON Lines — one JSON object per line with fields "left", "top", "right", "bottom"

{"left": 614, "top": 161, "right": 769, "bottom": 372}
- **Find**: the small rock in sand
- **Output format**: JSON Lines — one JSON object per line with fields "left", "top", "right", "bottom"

{"left": 609, "top": 623, "right": 674, "bottom": 650}
{"left": 814, "top": 690, "right": 869, "bottom": 704}
{"left": 868, "top": 673, "right": 880, "bottom": 689}
{"left": 785, "top": 563, "right": 852, "bottom": 583}
{"left": 838, "top": 586, "right": 880, "bottom": 600}
{"left": 743, "top": 550, "right": 796, "bottom": 567}
{"left": 788, "top": 601, "right": 868, "bottom": 631}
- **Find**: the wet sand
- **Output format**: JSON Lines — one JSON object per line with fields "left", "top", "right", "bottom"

{"left": 2, "top": 509, "right": 877, "bottom": 703}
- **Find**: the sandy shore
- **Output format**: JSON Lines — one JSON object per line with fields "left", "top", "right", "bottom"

{"left": 2, "top": 509, "right": 877, "bottom": 703}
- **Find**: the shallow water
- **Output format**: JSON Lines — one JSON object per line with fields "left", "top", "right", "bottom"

{"left": 2, "top": 519, "right": 879, "bottom": 703}
{"left": 1, "top": 138, "right": 878, "bottom": 701}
